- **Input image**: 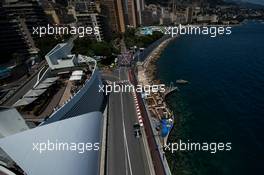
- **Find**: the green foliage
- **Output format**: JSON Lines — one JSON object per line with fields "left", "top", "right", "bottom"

{"left": 124, "top": 28, "right": 163, "bottom": 48}
{"left": 72, "top": 38, "right": 120, "bottom": 66}
{"left": 91, "top": 41, "right": 112, "bottom": 57}
{"left": 72, "top": 37, "right": 94, "bottom": 56}
{"left": 35, "top": 36, "right": 63, "bottom": 59}
{"left": 124, "top": 28, "right": 136, "bottom": 38}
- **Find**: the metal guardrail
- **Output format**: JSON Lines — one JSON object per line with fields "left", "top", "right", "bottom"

{"left": 100, "top": 102, "right": 108, "bottom": 175}
{"left": 130, "top": 35, "right": 173, "bottom": 175}
{"left": 128, "top": 69, "right": 168, "bottom": 175}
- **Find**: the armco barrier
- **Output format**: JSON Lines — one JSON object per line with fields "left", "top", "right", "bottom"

{"left": 128, "top": 69, "right": 166, "bottom": 175}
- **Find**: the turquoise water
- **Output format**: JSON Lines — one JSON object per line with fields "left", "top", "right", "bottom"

{"left": 157, "top": 21, "right": 264, "bottom": 174}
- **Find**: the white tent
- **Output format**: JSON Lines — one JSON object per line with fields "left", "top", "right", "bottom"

{"left": 42, "top": 77, "right": 59, "bottom": 84}
{"left": 13, "top": 98, "right": 37, "bottom": 107}
{"left": 24, "top": 89, "right": 46, "bottom": 97}
{"left": 71, "top": 70, "right": 83, "bottom": 76}
{"left": 34, "top": 83, "right": 53, "bottom": 89}
{"left": 69, "top": 75, "right": 82, "bottom": 81}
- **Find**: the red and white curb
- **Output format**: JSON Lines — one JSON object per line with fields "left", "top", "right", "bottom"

{"left": 133, "top": 92, "right": 144, "bottom": 127}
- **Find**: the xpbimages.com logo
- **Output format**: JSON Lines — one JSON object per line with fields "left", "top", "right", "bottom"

{"left": 163, "top": 140, "right": 232, "bottom": 154}
{"left": 99, "top": 81, "right": 165, "bottom": 95}
{"left": 32, "top": 24, "right": 100, "bottom": 37}
{"left": 163, "top": 24, "right": 232, "bottom": 37}
{"left": 32, "top": 140, "right": 100, "bottom": 154}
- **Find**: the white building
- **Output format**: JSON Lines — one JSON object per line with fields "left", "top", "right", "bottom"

{"left": 45, "top": 41, "right": 95, "bottom": 70}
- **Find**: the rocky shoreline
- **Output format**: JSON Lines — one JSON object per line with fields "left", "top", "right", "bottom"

{"left": 143, "top": 36, "right": 176, "bottom": 84}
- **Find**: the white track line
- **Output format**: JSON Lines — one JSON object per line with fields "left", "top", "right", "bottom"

{"left": 120, "top": 68, "right": 133, "bottom": 175}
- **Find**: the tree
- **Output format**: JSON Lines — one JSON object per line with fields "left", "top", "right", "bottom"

{"left": 35, "top": 36, "right": 62, "bottom": 59}
{"left": 92, "top": 41, "right": 112, "bottom": 57}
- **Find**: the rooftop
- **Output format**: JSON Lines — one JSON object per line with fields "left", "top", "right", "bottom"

{"left": 0, "top": 112, "right": 103, "bottom": 175}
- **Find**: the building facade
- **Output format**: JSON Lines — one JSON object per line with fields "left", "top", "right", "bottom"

{"left": 2, "top": 0, "right": 48, "bottom": 36}
{"left": 127, "top": 0, "right": 137, "bottom": 27}
{"left": 102, "top": 0, "right": 125, "bottom": 33}
{"left": 0, "top": 5, "right": 38, "bottom": 64}
{"left": 70, "top": 0, "right": 110, "bottom": 41}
